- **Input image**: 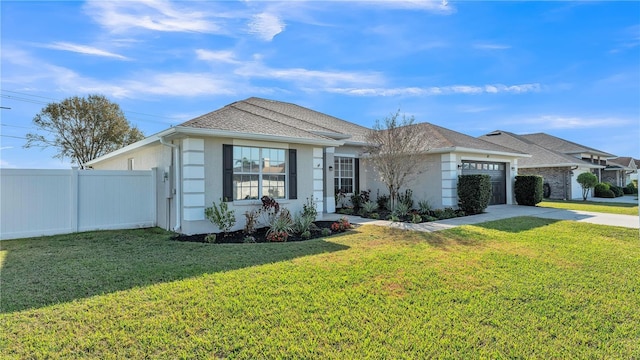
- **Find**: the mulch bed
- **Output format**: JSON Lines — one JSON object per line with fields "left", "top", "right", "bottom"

{"left": 173, "top": 221, "right": 341, "bottom": 244}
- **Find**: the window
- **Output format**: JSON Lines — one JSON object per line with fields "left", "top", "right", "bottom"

{"left": 334, "top": 156, "right": 354, "bottom": 194}
{"left": 232, "top": 146, "right": 286, "bottom": 200}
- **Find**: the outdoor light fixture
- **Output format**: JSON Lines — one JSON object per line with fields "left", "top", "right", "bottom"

{"left": 457, "top": 164, "right": 462, "bottom": 169}
{"left": 329, "top": 166, "right": 334, "bottom": 171}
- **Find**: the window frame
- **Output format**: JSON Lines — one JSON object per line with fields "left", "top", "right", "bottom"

{"left": 232, "top": 145, "right": 287, "bottom": 201}
{"left": 334, "top": 156, "right": 355, "bottom": 195}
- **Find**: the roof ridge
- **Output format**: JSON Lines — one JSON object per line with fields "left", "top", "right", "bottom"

{"left": 227, "top": 102, "right": 333, "bottom": 140}
{"left": 238, "top": 99, "right": 344, "bottom": 135}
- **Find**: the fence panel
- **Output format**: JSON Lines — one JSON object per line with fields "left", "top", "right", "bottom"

{"left": 0, "top": 168, "right": 155, "bottom": 240}
{"left": 77, "top": 170, "right": 155, "bottom": 232}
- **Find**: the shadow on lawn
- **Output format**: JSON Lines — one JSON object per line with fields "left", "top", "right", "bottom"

{"left": 473, "top": 216, "right": 561, "bottom": 233}
{"left": 0, "top": 227, "right": 349, "bottom": 313}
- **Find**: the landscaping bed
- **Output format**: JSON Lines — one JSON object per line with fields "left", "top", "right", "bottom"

{"left": 173, "top": 221, "right": 346, "bottom": 244}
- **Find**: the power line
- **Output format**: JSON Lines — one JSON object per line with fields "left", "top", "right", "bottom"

{"left": 1, "top": 89, "right": 185, "bottom": 122}
{"left": 0, "top": 134, "right": 27, "bottom": 140}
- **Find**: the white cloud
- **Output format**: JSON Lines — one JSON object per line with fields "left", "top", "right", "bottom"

{"left": 235, "top": 62, "right": 383, "bottom": 87}
{"left": 360, "top": 0, "right": 455, "bottom": 14}
{"left": 247, "top": 13, "right": 286, "bottom": 41}
{"left": 195, "top": 49, "right": 239, "bottom": 64}
{"left": 473, "top": 43, "right": 511, "bottom": 50}
{"left": 326, "top": 83, "right": 541, "bottom": 96}
{"left": 45, "top": 42, "right": 129, "bottom": 60}
{"left": 522, "top": 115, "right": 631, "bottom": 129}
{"left": 83, "top": 0, "right": 221, "bottom": 33}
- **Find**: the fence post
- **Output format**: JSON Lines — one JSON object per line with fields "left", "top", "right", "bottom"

{"left": 70, "top": 167, "right": 79, "bottom": 232}
{"left": 151, "top": 168, "right": 158, "bottom": 227}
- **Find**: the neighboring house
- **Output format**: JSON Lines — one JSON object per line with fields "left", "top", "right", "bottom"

{"left": 604, "top": 157, "right": 638, "bottom": 186}
{"left": 518, "top": 132, "right": 617, "bottom": 182}
{"left": 88, "top": 97, "right": 527, "bottom": 235}
{"left": 480, "top": 130, "right": 604, "bottom": 200}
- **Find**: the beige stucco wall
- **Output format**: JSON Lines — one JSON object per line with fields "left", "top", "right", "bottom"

{"left": 361, "top": 153, "right": 443, "bottom": 209}
{"left": 181, "top": 137, "right": 321, "bottom": 235}
{"left": 90, "top": 143, "right": 171, "bottom": 171}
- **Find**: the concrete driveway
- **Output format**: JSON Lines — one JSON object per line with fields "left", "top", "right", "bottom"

{"left": 323, "top": 204, "right": 639, "bottom": 232}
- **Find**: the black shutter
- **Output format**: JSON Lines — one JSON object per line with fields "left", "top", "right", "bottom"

{"left": 223, "top": 144, "right": 233, "bottom": 201}
{"left": 289, "top": 149, "right": 297, "bottom": 199}
{"left": 354, "top": 158, "right": 360, "bottom": 194}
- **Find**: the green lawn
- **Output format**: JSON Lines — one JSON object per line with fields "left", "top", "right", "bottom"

{"left": 540, "top": 198, "right": 638, "bottom": 215}
{"left": 1, "top": 219, "right": 639, "bottom": 359}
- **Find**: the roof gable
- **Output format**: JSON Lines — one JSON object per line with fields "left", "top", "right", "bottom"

{"left": 413, "top": 123, "right": 527, "bottom": 155}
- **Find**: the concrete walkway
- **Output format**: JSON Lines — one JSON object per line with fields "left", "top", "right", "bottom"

{"left": 322, "top": 204, "right": 639, "bottom": 232}
{"left": 582, "top": 195, "right": 639, "bottom": 205}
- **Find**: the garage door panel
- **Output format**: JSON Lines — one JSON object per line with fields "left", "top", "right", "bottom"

{"left": 461, "top": 161, "right": 506, "bottom": 205}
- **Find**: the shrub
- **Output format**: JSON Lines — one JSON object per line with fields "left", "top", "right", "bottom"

{"left": 260, "top": 196, "right": 281, "bottom": 227}
{"left": 337, "top": 207, "right": 354, "bottom": 215}
{"left": 266, "top": 209, "right": 292, "bottom": 242}
{"left": 432, "top": 208, "right": 458, "bottom": 220}
{"left": 369, "top": 213, "right": 380, "bottom": 219}
{"left": 397, "top": 189, "right": 414, "bottom": 209}
{"left": 543, "top": 183, "right": 551, "bottom": 198}
{"left": 577, "top": 172, "right": 598, "bottom": 200}
{"left": 392, "top": 202, "right": 410, "bottom": 218}
{"left": 624, "top": 182, "right": 638, "bottom": 195}
{"left": 360, "top": 200, "right": 378, "bottom": 215}
{"left": 301, "top": 231, "right": 311, "bottom": 239}
{"left": 292, "top": 212, "right": 317, "bottom": 234}
{"left": 243, "top": 209, "right": 260, "bottom": 234}
{"left": 321, "top": 228, "right": 331, "bottom": 237}
{"left": 243, "top": 235, "right": 256, "bottom": 243}
{"left": 376, "top": 192, "right": 390, "bottom": 211}
{"left": 330, "top": 217, "right": 352, "bottom": 232}
{"left": 514, "top": 175, "right": 543, "bottom": 206}
{"left": 594, "top": 183, "right": 615, "bottom": 198}
{"left": 204, "top": 234, "right": 217, "bottom": 243}
{"left": 302, "top": 196, "right": 318, "bottom": 220}
{"left": 205, "top": 199, "right": 236, "bottom": 235}
{"left": 350, "top": 190, "right": 371, "bottom": 212}
{"left": 411, "top": 214, "right": 422, "bottom": 223}
{"left": 607, "top": 183, "right": 624, "bottom": 197}
{"left": 417, "top": 200, "right": 431, "bottom": 215}
{"left": 457, "top": 175, "right": 492, "bottom": 214}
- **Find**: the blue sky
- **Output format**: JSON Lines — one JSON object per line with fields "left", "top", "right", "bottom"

{"left": 1, "top": 0, "right": 639, "bottom": 169}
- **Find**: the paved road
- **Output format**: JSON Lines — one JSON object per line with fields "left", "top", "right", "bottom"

{"left": 323, "top": 204, "right": 639, "bottom": 232}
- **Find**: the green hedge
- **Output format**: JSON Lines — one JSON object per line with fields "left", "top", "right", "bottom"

{"left": 607, "top": 183, "right": 624, "bottom": 197}
{"left": 457, "top": 175, "right": 492, "bottom": 215}
{"left": 594, "top": 183, "right": 615, "bottom": 198}
{"left": 514, "top": 175, "right": 543, "bottom": 206}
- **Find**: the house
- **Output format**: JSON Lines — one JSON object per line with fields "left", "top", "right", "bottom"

{"left": 604, "top": 157, "right": 638, "bottom": 186}
{"left": 88, "top": 97, "right": 527, "bottom": 234}
{"left": 480, "top": 130, "right": 605, "bottom": 200}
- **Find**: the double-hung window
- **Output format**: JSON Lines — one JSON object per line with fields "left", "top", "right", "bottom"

{"left": 334, "top": 156, "right": 355, "bottom": 194}
{"left": 232, "top": 146, "right": 286, "bottom": 200}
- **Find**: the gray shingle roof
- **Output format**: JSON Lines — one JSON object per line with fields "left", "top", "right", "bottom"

{"left": 179, "top": 97, "right": 369, "bottom": 144}
{"left": 520, "top": 132, "right": 616, "bottom": 158}
{"left": 608, "top": 157, "right": 637, "bottom": 169}
{"left": 480, "top": 130, "right": 601, "bottom": 168}
{"left": 412, "top": 123, "right": 527, "bottom": 154}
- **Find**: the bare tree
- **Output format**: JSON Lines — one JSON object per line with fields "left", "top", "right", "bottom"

{"left": 25, "top": 94, "right": 144, "bottom": 168}
{"left": 364, "top": 109, "right": 427, "bottom": 209}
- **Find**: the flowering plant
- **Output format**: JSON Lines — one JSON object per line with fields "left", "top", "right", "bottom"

{"left": 330, "top": 216, "right": 352, "bottom": 232}
{"left": 267, "top": 231, "right": 288, "bottom": 242}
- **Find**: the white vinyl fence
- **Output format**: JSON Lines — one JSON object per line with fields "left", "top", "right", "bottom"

{"left": 1, "top": 168, "right": 156, "bottom": 240}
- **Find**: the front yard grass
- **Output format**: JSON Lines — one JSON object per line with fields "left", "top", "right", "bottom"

{"left": 540, "top": 198, "right": 638, "bottom": 215}
{"left": 1, "top": 218, "right": 639, "bottom": 358}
